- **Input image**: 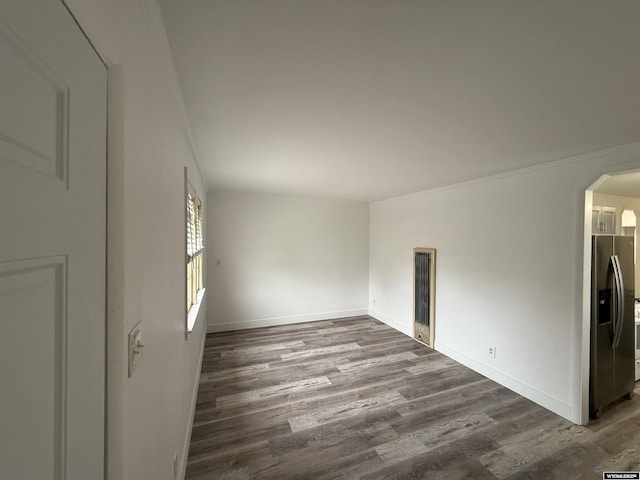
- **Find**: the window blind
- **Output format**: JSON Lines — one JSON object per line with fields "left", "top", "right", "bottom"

{"left": 187, "top": 192, "right": 195, "bottom": 257}
{"left": 187, "top": 193, "right": 203, "bottom": 259}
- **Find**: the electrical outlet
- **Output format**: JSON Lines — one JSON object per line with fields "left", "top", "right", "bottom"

{"left": 488, "top": 346, "right": 496, "bottom": 359}
{"left": 373, "top": 299, "right": 376, "bottom": 305}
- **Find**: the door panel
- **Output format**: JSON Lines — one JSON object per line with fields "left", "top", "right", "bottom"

{"left": 0, "top": 257, "right": 66, "bottom": 479}
{"left": 614, "top": 236, "right": 635, "bottom": 399}
{"left": 0, "top": 1, "right": 106, "bottom": 478}
{"left": 0, "top": 22, "right": 68, "bottom": 183}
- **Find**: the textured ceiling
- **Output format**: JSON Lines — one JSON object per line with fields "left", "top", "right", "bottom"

{"left": 159, "top": 0, "right": 640, "bottom": 201}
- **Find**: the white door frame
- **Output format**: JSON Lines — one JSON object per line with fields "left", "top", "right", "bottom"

{"left": 579, "top": 171, "right": 640, "bottom": 425}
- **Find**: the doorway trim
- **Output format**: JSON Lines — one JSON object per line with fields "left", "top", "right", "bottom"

{"left": 580, "top": 178, "right": 604, "bottom": 425}
{"left": 580, "top": 170, "right": 640, "bottom": 424}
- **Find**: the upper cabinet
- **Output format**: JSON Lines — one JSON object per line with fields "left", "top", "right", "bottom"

{"left": 593, "top": 206, "right": 617, "bottom": 235}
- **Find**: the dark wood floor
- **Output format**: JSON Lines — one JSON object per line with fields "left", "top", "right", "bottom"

{"left": 185, "top": 316, "right": 640, "bottom": 479}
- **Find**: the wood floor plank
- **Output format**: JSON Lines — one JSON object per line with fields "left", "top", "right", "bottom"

{"left": 479, "top": 422, "right": 589, "bottom": 479}
{"left": 288, "top": 390, "right": 408, "bottom": 432}
{"left": 219, "top": 340, "right": 306, "bottom": 357}
{"left": 185, "top": 316, "right": 640, "bottom": 480}
{"left": 279, "top": 342, "right": 362, "bottom": 361}
{"left": 215, "top": 376, "right": 333, "bottom": 408}
{"left": 336, "top": 351, "right": 419, "bottom": 373}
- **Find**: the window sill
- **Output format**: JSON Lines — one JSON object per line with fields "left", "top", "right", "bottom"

{"left": 187, "top": 288, "right": 205, "bottom": 334}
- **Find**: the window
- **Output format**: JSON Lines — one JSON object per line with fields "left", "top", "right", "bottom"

{"left": 186, "top": 178, "right": 204, "bottom": 333}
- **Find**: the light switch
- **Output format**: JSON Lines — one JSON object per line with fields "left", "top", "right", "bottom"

{"left": 128, "top": 322, "right": 144, "bottom": 377}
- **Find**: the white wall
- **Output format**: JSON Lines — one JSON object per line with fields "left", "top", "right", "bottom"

{"left": 369, "top": 144, "right": 640, "bottom": 424}
{"left": 207, "top": 191, "right": 369, "bottom": 331}
{"left": 64, "top": 2, "right": 206, "bottom": 479}
{"left": 593, "top": 192, "right": 640, "bottom": 297}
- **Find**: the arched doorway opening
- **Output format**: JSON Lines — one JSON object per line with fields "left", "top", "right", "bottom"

{"left": 581, "top": 171, "right": 640, "bottom": 423}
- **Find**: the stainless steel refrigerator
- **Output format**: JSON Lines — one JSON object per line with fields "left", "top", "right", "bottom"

{"left": 590, "top": 235, "right": 635, "bottom": 418}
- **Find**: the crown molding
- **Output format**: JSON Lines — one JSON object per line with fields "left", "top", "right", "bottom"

{"left": 373, "top": 142, "right": 640, "bottom": 205}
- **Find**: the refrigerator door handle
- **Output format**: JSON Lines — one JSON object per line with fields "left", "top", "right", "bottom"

{"left": 616, "top": 255, "right": 625, "bottom": 348}
{"left": 610, "top": 255, "right": 620, "bottom": 348}
{"left": 612, "top": 255, "right": 625, "bottom": 349}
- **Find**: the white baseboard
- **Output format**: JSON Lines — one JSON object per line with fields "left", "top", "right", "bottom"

{"left": 368, "top": 309, "right": 412, "bottom": 337}
{"left": 436, "top": 341, "right": 573, "bottom": 421}
{"left": 207, "top": 309, "right": 368, "bottom": 333}
{"left": 367, "top": 309, "right": 573, "bottom": 422}
{"left": 178, "top": 326, "right": 207, "bottom": 480}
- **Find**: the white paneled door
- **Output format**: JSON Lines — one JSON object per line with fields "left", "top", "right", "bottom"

{"left": 0, "top": 1, "right": 106, "bottom": 479}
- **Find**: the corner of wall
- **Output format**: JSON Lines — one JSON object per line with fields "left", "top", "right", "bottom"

{"left": 178, "top": 322, "right": 207, "bottom": 480}
{"left": 367, "top": 309, "right": 412, "bottom": 337}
